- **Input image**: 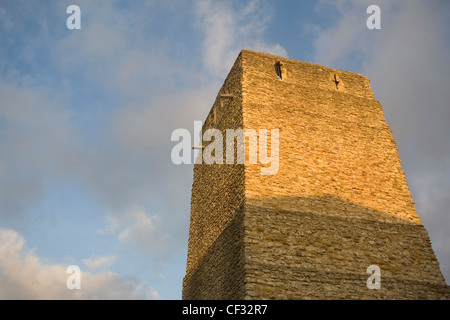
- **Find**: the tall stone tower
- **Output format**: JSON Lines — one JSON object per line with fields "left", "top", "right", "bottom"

{"left": 182, "top": 50, "right": 448, "bottom": 300}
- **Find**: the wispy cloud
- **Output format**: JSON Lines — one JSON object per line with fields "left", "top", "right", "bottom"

{"left": 0, "top": 229, "right": 157, "bottom": 299}
{"left": 82, "top": 254, "right": 117, "bottom": 270}
{"left": 194, "top": 0, "right": 287, "bottom": 79}
{"left": 101, "top": 208, "right": 170, "bottom": 256}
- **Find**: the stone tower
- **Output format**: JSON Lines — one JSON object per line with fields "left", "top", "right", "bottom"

{"left": 182, "top": 50, "right": 448, "bottom": 300}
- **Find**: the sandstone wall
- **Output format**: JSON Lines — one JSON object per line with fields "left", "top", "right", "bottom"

{"left": 183, "top": 53, "right": 246, "bottom": 299}
{"left": 240, "top": 50, "right": 447, "bottom": 299}
{"left": 183, "top": 50, "right": 449, "bottom": 300}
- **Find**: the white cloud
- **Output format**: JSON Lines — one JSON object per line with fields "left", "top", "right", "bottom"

{"left": 82, "top": 254, "right": 116, "bottom": 270}
{"left": 119, "top": 211, "right": 167, "bottom": 249}
{"left": 0, "top": 229, "right": 158, "bottom": 299}
{"left": 194, "top": 0, "right": 287, "bottom": 79}
{"left": 102, "top": 208, "right": 169, "bottom": 256}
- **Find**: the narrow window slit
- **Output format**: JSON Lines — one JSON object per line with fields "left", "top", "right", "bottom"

{"left": 333, "top": 74, "right": 340, "bottom": 89}
{"left": 275, "top": 61, "right": 283, "bottom": 80}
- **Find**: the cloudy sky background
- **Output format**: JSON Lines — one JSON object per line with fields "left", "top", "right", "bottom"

{"left": 0, "top": 0, "right": 448, "bottom": 299}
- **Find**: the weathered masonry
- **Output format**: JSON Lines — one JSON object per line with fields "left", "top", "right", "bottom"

{"left": 182, "top": 49, "right": 449, "bottom": 300}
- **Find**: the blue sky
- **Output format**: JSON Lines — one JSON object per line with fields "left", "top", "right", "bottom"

{"left": 0, "top": 0, "right": 449, "bottom": 299}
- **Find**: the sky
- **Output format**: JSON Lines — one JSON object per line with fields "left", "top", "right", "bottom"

{"left": 0, "top": 0, "right": 449, "bottom": 299}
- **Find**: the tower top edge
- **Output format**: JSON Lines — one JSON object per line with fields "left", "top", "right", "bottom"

{"left": 238, "top": 49, "right": 370, "bottom": 81}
